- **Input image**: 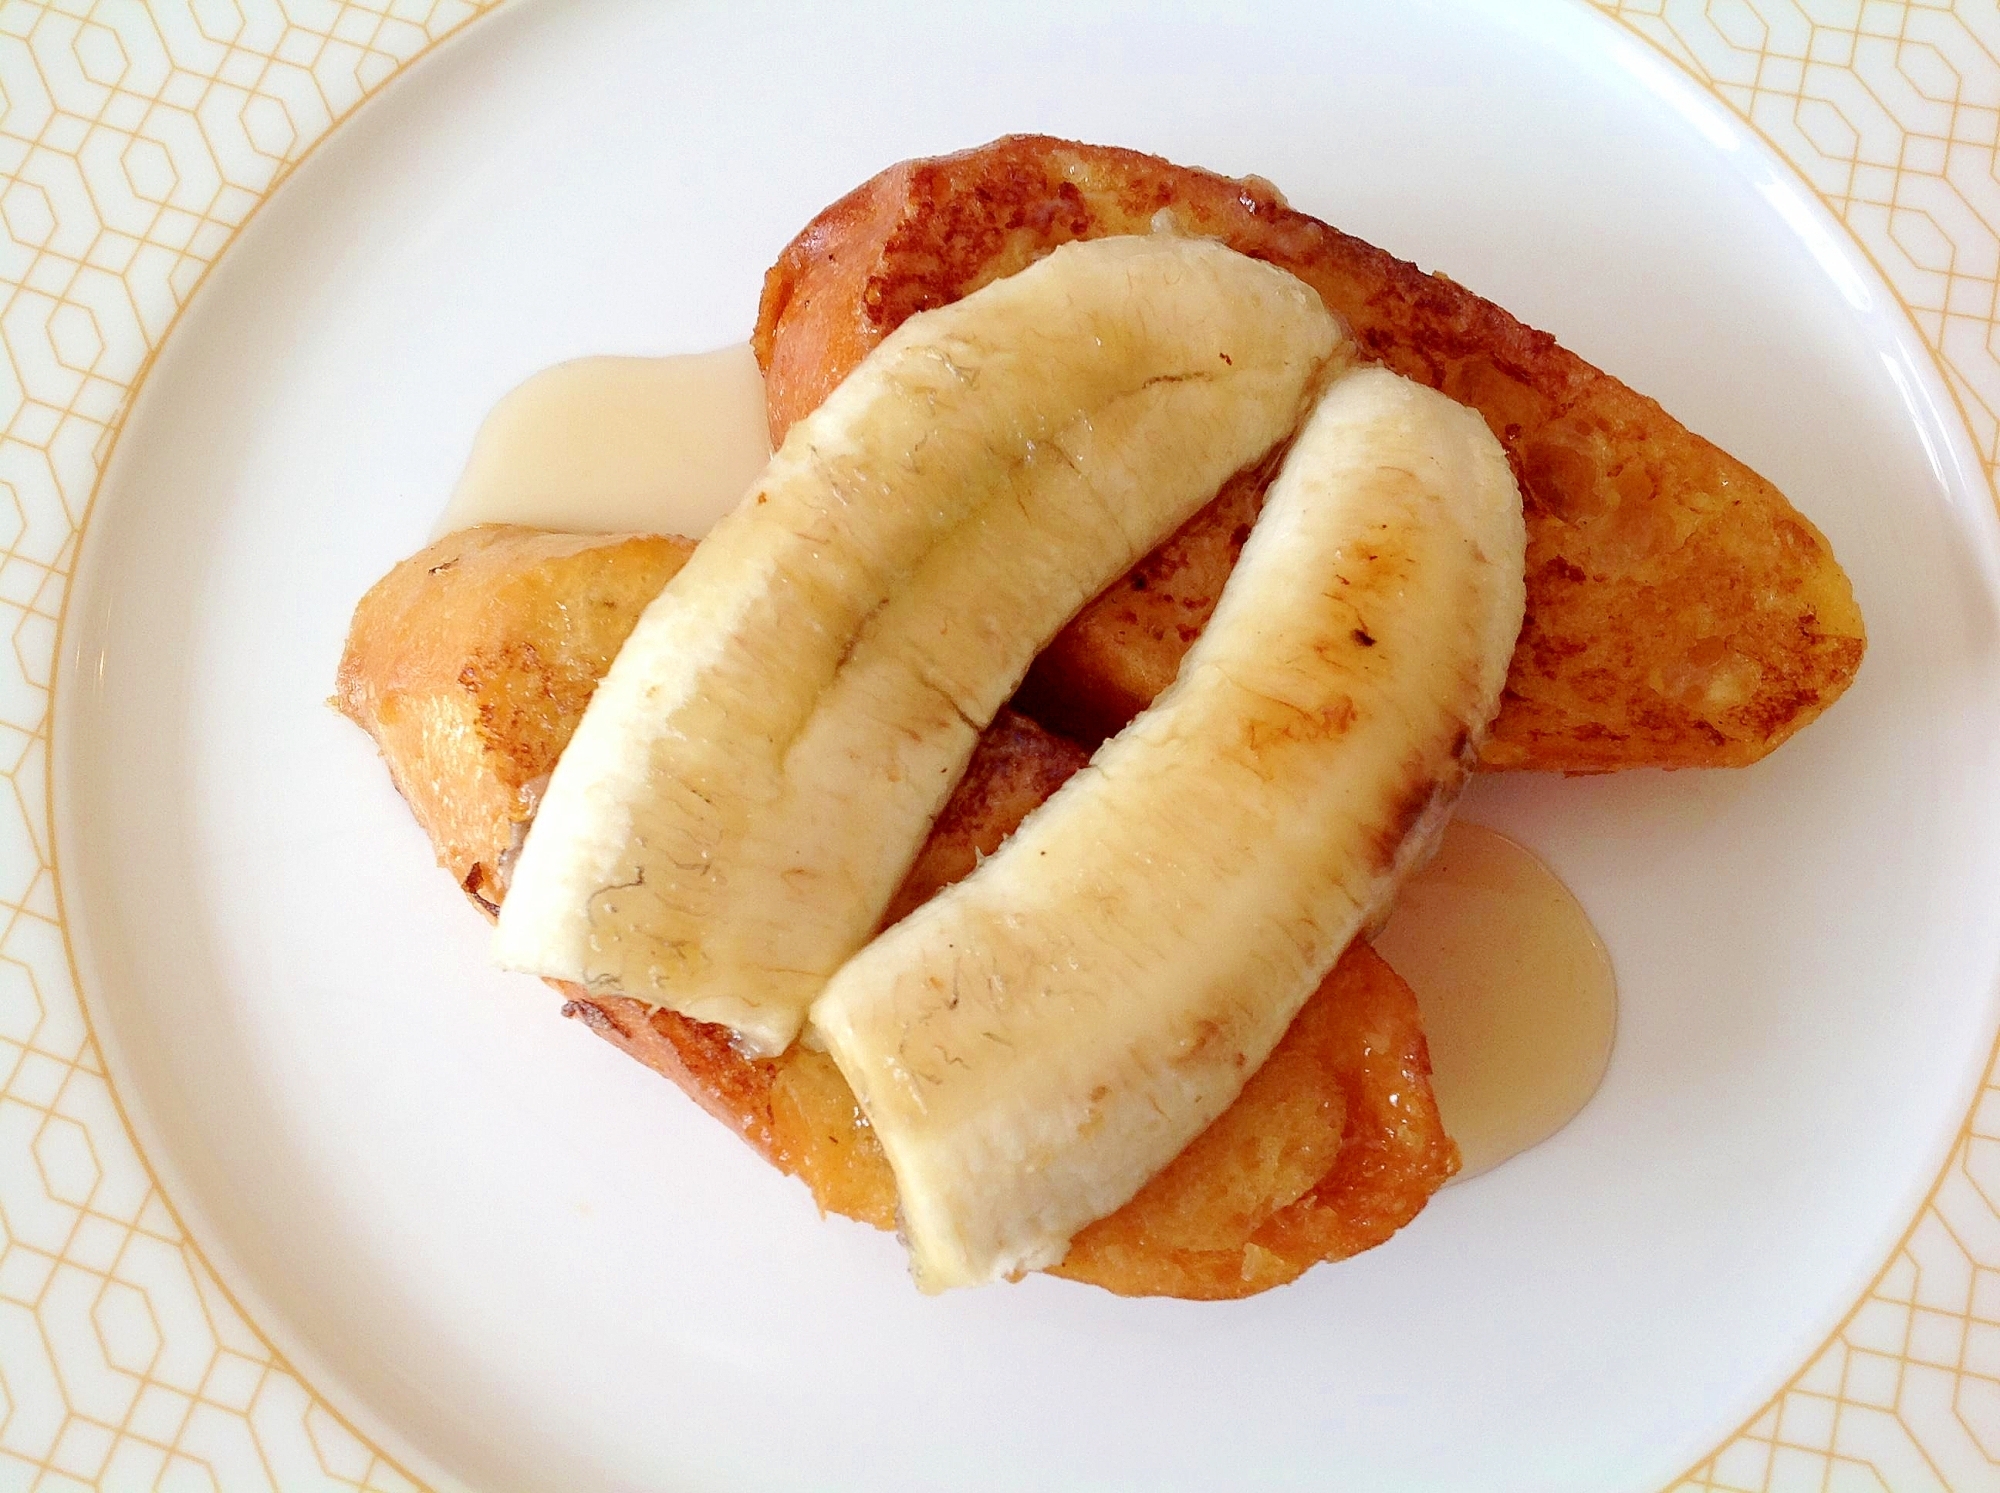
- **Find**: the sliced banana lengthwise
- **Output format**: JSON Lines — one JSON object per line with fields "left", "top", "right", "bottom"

{"left": 811, "top": 366, "right": 1528, "bottom": 1291}
{"left": 493, "top": 235, "right": 1345, "bottom": 1055}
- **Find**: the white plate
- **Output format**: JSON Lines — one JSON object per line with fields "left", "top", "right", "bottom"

{"left": 52, "top": 0, "right": 2000, "bottom": 1488}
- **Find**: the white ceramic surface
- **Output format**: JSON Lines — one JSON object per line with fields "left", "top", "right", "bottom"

{"left": 53, "top": 0, "right": 2000, "bottom": 1488}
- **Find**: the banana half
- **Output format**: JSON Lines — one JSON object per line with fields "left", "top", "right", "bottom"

{"left": 811, "top": 366, "right": 1528, "bottom": 1290}
{"left": 493, "top": 235, "right": 1345, "bottom": 1055}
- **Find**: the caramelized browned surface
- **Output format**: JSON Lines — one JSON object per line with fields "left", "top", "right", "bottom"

{"left": 755, "top": 134, "right": 1865, "bottom": 769}
{"left": 759, "top": 941, "right": 1448, "bottom": 1301}
{"left": 876, "top": 709, "right": 1090, "bottom": 927}
{"left": 1014, "top": 453, "right": 1274, "bottom": 746}
{"left": 1057, "top": 940, "right": 1454, "bottom": 1298}
{"left": 338, "top": 525, "right": 1455, "bottom": 1296}
{"left": 334, "top": 524, "right": 694, "bottom": 909}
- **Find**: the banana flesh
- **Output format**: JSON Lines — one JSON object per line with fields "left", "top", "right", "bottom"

{"left": 493, "top": 235, "right": 1345, "bottom": 1055}
{"left": 810, "top": 366, "right": 1527, "bottom": 1290}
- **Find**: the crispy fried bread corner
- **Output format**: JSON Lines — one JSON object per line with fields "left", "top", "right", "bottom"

{"left": 338, "top": 526, "right": 1456, "bottom": 1298}
{"left": 754, "top": 134, "right": 1865, "bottom": 771}
{"left": 334, "top": 523, "right": 696, "bottom": 912}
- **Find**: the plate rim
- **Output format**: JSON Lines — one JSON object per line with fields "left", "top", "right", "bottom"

{"left": 38, "top": 2, "right": 2000, "bottom": 1489}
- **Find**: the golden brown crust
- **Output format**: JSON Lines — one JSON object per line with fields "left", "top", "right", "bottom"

{"left": 337, "top": 525, "right": 1455, "bottom": 1296}
{"left": 1057, "top": 940, "right": 1452, "bottom": 1298}
{"left": 557, "top": 986, "right": 782, "bottom": 1155}
{"left": 1013, "top": 453, "right": 1273, "bottom": 746}
{"left": 876, "top": 709, "right": 1091, "bottom": 927}
{"left": 757, "top": 939, "right": 1451, "bottom": 1300}
{"left": 755, "top": 134, "right": 1866, "bottom": 769}
{"left": 334, "top": 524, "right": 695, "bottom": 907}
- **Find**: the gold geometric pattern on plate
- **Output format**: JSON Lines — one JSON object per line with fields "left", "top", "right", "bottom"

{"left": 0, "top": 0, "right": 1988, "bottom": 1487}
{"left": 0, "top": 2, "right": 495, "bottom": 1487}
{"left": 1589, "top": 7, "right": 2000, "bottom": 1490}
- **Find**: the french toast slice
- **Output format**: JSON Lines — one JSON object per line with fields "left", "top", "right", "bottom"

{"left": 337, "top": 525, "right": 1456, "bottom": 1299}
{"left": 754, "top": 135, "right": 1866, "bottom": 769}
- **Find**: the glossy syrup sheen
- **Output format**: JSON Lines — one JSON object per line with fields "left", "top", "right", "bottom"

{"left": 432, "top": 344, "right": 771, "bottom": 540}
{"left": 439, "top": 351, "right": 1616, "bottom": 1182}
{"left": 1372, "top": 820, "right": 1617, "bottom": 1181}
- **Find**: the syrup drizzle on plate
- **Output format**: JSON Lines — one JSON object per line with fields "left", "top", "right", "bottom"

{"left": 1373, "top": 820, "right": 1617, "bottom": 1180}
{"left": 432, "top": 344, "right": 770, "bottom": 540}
